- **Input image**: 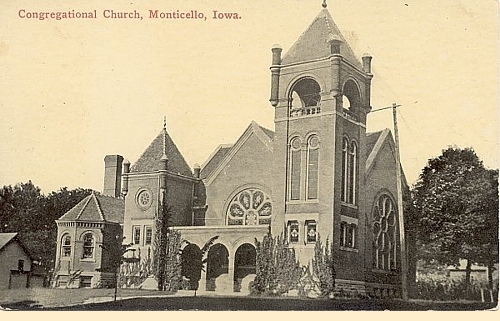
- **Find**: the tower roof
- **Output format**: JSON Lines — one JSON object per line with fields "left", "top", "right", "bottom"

{"left": 57, "top": 193, "right": 124, "bottom": 224}
{"left": 131, "top": 128, "right": 193, "bottom": 176}
{"left": 281, "top": 8, "right": 362, "bottom": 69}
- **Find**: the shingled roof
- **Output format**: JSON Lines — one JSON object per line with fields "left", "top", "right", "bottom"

{"left": 200, "top": 144, "right": 233, "bottom": 179}
{"left": 57, "top": 193, "right": 124, "bottom": 224}
{"left": 131, "top": 128, "right": 193, "bottom": 177}
{"left": 365, "top": 130, "right": 383, "bottom": 157}
{"left": 201, "top": 122, "right": 274, "bottom": 181}
{"left": 281, "top": 8, "right": 362, "bottom": 69}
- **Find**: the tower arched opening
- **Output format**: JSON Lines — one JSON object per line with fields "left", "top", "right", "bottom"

{"left": 342, "top": 79, "right": 361, "bottom": 113}
{"left": 289, "top": 78, "right": 321, "bottom": 117}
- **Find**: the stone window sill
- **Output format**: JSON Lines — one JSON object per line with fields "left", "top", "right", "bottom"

{"left": 340, "top": 246, "right": 358, "bottom": 253}
{"left": 341, "top": 202, "right": 358, "bottom": 209}
{"left": 80, "top": 258, "right": 96, "bottom": 263}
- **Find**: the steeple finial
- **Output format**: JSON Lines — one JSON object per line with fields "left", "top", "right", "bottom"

{"left": 162, "top": 116, "right": 167, "bottom": 157}
{"left": 322, "top": 0, "right": 327, "bottom": 9}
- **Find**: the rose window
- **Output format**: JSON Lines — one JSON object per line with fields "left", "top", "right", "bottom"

{"left": 227, "top": 188, "right": 272, "bottom": 225}
{"left": 136, "top": 188, "right": 153, "bottom": 210}
{"left": 373, "top": 194, "right": 397, "bottom": 270}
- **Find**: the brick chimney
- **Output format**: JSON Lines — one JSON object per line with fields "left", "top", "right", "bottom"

{"left": 103, "top": 155, "right": 124, "bottom": 198}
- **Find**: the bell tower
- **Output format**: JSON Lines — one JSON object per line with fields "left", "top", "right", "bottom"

{"left": 270, "top": 3, "right": 373, "bottom": 275}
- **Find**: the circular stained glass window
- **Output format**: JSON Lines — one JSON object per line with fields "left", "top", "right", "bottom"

{"left": 226, "top": 188, "right": 272, "bottom": 226}
{"left": 136, "top": 188, "right": 153, "bottom": 210}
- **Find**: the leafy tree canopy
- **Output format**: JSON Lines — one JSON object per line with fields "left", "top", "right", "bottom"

{"left": 412, "top": 147, "right": 498, "bottom": 269}
{"left": 0, "top": 181, "right": 93, "bottom": 270}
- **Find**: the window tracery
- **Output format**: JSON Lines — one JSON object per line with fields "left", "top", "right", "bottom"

{"left": 227, "top": 188, "right": 272, "bottom": 225}
{"left": 373, "top": 194, "right": 397, "bottom": 270}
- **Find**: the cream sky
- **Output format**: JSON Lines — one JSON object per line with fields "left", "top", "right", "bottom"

{"left": 0, "top": 0, "right": 498, "bottom": 193}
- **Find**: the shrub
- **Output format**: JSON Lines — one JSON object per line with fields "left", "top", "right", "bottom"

{"left": 251, "top": 227, "right": 303, "bottom": 296}
{"left": 309, "top": 235, "right": 336, "bottom": 298}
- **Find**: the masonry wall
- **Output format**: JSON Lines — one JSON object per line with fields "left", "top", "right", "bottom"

{"left": 364, "top": 139, "right": 402, "bottom": 289}
{"left": 204, "top": 133, "right": 273, "bottom": 226}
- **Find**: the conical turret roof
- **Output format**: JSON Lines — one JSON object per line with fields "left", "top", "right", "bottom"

{"left": 281, "top": 8, "right": 362, "bottom": 69}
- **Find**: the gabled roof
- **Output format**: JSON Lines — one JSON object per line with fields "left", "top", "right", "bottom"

{"left": 200, "top": 144, "right": 233, "bottom": 179}
{"left": 365, "top": 130, "right": 384, "bottom": 157}
{"left": 202, "top": 121, "right": 274, "bottom": 184}
{"left": 131, "top": 128, "right": 193, "bottom": 177}
{"left": 57, "top": 193, "right": 124, "bottom": 224}
{"left": 0, "top": 232, "right": 34, "bottom": 260}
{"left": 365, "top": 128, "right": 409, "bottom": 189}
{"left": 0, "top": 232, "right": 18, "bottom": 251}
{"left": 281, "top": 8, "right": 362, "bottom": 69}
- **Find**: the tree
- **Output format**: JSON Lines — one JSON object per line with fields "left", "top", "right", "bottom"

{"left": 412, "top": 147, "right": 499, "bottom": 295}
{"left": 153, "top": 190, "right": 183, "bottom": 292}
{"left": 181, "top": 235, "right": 218, "bottom": 296}
{"left": 251, "top": 227, "right": 303, "bottom": 296}
{"left": 310, "top": 235, "right": 336, "bottom": 298}
{"left": 0, "top": 182, "right": 93, "bottom": 271}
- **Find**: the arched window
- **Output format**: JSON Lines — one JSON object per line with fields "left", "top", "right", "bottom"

{"left": 349, "top": 141, "right": 357, "bottom": 204}
{"left": 227, "top": 188, "right": 273, "bottom": 225}
{"left": 82, "top": 233, "right": 95, "bottom": 259}
{"left": 62, "top": 234, "right": 71, "bottom": 257}
{"left": 341, "top": 137, "right": 349, "bottom": 202}
{"left": 306, "top": 135, "right": 320, "bottom": 200}
{"left": 289, "top": 137, "right": 302, "bottom": 201}
{"left": 373, "top": 194, "right": 398, "bottom": 270}
{"left": 341, "top": 137, "right": 357, "bottom": 205}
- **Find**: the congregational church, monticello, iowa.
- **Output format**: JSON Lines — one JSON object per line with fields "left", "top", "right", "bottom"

{"left": 53, "top": 3, "right": 409, "bottom": 297}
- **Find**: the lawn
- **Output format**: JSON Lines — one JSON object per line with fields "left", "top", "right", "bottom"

{"left": 0, "top": 288, "right": 497, "bottom": 311}
{"left": 0, "top": 287, "right": 173, "bottom": 309}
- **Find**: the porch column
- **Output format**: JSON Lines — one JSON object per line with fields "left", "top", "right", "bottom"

{"left": 200, "top": 263, "right": 207, "bottom": 291}
{"left": 228, "top": 253, "right": 235, "bottom": 292}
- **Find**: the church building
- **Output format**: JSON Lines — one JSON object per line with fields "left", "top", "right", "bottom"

{"left": 54, "top": 3, "right": 408, "bottom": 298}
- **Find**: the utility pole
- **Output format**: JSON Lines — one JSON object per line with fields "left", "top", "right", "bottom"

{"left": 371, "top": 103, "right": 408, "bottom": 300}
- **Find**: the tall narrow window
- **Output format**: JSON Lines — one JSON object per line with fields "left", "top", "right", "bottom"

{"left": 82, "top": 233, "right": 94, "bottom": 259}
{"left": 341, "top": 138, "right": 349, "bottom": 202}
{"left": 62, "top": 235, "right": 71, "bottom": 257}
{"left": 289, "top": 137, "right": 302, "bottom": 200}
{"left": 340, "top": 222, "right": 347, "bottom": 246}
{"left": 340, "top": 222, "right": 357, "bottom": 248}
{"left": 373, "top": 194, "right": 397, "bottom": 270}
{"left": 307, "top": 135, "right": 319, "bottom": 200}
{"left": 18, "top": 260, "right": 24, "bottom": 272}
{"left": 346, "top": 224, "right": 356, "bottom": 248}
{"left": 133, "top": 226, "right": 141, "bottom": 245}
{"left": 145, "top": 226, "right": 153, "bottom": 245}
{"left": 288, "top": 221, "right": 299, "bottom": 243}
{"left": 348, "top": 142, "right": 357, "bottom": 204}
{"left": 305, "top": 220, "right": 317, "bottom": 243}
